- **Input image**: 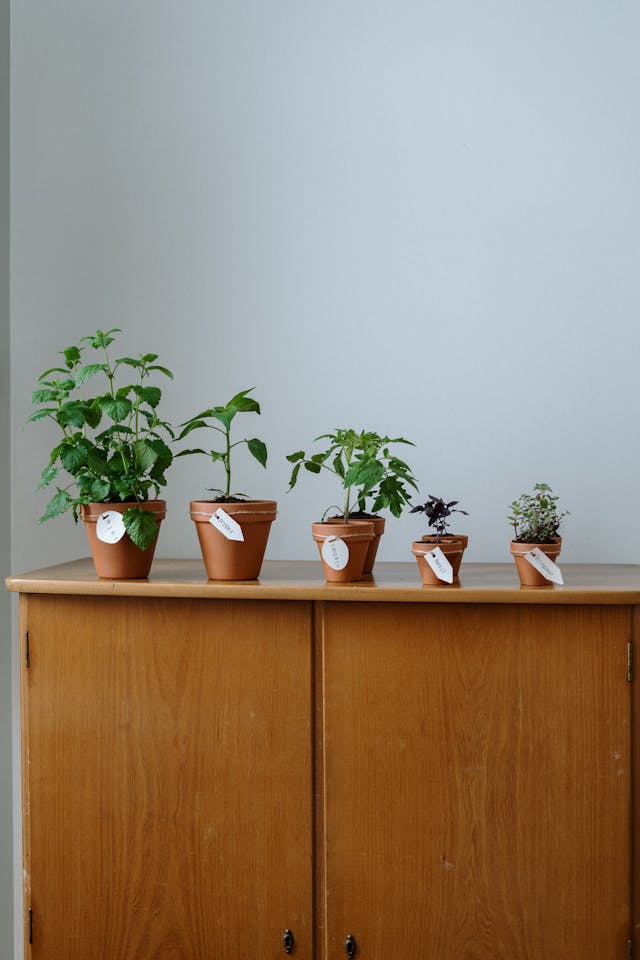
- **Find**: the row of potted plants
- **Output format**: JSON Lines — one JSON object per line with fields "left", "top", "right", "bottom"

{"left": 29, "top": 329, "right": 567, "bottom": 587}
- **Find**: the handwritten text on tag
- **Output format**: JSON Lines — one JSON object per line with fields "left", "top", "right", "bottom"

{"left": 209, "top": 508, "right": 244, "bottom": 542}
{"left": 524, "top": 547, "right": 564, "bottom": 584}
{"left": 96, "top": 511, "right": 126, "bottom": 545}
{"left": 424, "top": 547, "right": 454, "bottom": 584}
{"left": 322, "top": 536, "right": 349, "bottom": 571}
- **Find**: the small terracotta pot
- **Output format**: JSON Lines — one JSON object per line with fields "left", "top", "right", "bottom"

{"left": 510, "top": 538, "right": 562, "bottom": 587}
{"left": 421, "top": 533, "right": 468, "bottom": 577}
{"left": 412, "top": 538, "right": 465, "bottom": 586}
{"left": 311, "top": 520, "right": 375, "bottom": 582}
{"left": 325, "top": 515, "right": 386, "bottom": 574}
{"left": 80, "top": 500, "right": 166, "bottom": 579}
{"left": 190, "top": 500, "right": 277, "bottom": 580}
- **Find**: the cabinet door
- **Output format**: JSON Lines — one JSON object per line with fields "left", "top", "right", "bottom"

{"left": 22, "top": 595, "right": 313, "bottom": 960}
{"left": 322, "top": 602, "right": 631, "bottom": 960}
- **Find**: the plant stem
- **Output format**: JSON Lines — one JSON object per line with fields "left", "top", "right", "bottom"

{"left": 224, "top": 426, "right": 231, "bottom": 498}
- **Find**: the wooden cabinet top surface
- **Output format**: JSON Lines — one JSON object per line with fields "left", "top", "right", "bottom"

{"left": 6, "top": 558, "right": 640, "bottom": 604}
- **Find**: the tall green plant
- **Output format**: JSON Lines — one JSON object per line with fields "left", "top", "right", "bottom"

{"left": 29, "top": 328, "right": 175, "bottom": 549}
{"left": 176, "top": 389, "right": 267, "bottom": 499}
{"left": 508, "top": 482, "right": 567, "bottom": 543}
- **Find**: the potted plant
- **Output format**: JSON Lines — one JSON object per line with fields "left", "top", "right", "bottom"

{"left": 286, "top": 428, "right": 415, "bottom": 581}
{"left": 508, "top": 482, "right": 567, "bottom": 586}
{"left": 177, "top": 389, "right": 276, "bottom": 580}
{"left": 28, "top": 328, "right": 174, "bottom": 578}
{"left": 410, "top": 495, "right": 468, "bottom": 584}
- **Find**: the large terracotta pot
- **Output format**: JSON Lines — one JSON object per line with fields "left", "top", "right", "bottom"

{"left": 190, "top": 500, "right": 277, "bottom": 580}
{"left": 510, "top": 538, "right": 562, "bottom": 586}
{"left": 311, "top": 520, "right": 374, "bottom": 582}
{"left": 80, "top": 500, "right": 166, "bottom": 579}
{"left": 412, "top": 538, "right": 465, "bottom": 586}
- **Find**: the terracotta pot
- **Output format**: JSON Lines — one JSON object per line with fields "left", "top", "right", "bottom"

{"left": 510, "top": 538, "right": 562, "bottom": 587}
{"left": 412, "top": 538, "right": 465, "bottom": 586}
{"left": 325, "top": 515, "right": 386, "bottom": 574}
{"left": 190, "top": 500, "right": 277, "bottom": 580}
{"left": 421, "top": 533, "right": 468, "bottom": 577}
{"left": 80, "top": 500, "right": 166, "bottom": 579}
{"left": 311, "top": 520, "right": 374, "bottom": 582}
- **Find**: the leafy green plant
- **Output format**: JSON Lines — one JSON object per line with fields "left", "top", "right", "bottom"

{"left": 28, "top": 328, "right": 175, "bottom": 549}
{"left": 286, "top": 429, "right": 418, "bottom": 521}
{"left": 176, "top": 389, "right": 267, "bottom": 500}
{"left": 508, "top": 482, "right": 567, "bottom": 543}
{"left": 410, "top": 495, "right": 468, "bottom": 542}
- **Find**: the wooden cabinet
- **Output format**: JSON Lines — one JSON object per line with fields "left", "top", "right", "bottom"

{"left": 7, "top": 560, "right": 639, "bottom": 960}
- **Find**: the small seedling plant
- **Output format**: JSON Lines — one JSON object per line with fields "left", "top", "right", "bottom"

{"left": 29, "top": 328, "right": 174, "bottom": 550}
{"left": 176, "top": 389, "right": 267, "bottom": 500}
{"left": 508, "top": 482, "right": 567, "bottom": 543}
{"left": 286, "top": 429, "right": 418, "bottom": 521}
{"left": 410, "top": 495, "right": 468, "bottom": 542}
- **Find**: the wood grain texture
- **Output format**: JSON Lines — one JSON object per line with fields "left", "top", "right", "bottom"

{"left": 22, "top": 595, "right": 313, "bottom": 960}
{"left": 7, "top": 559, "right": 640, "bottom": 605}
{"left": 322, "top": 602, "right": 632, "bottom": 960}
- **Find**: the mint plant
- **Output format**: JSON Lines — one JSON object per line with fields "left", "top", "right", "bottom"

{"left": 508, "top": 482, "right": 567, "bottom": 543}
{"left": 28, "top": 328, "right": 175, "bottom": 550}
{"left": 410, "top": 495, "right": 468, "bottom": 542}
{"left": 176, "top": 389, "right": 267, "bottom": 500}
{"left": 286, "top": 429, "right": 418, "bottom": 521}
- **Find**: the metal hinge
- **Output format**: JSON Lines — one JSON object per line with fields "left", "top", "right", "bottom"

{"left": 25, "top": 632, "right": 30, "bottom": 669}
{"left": 28, "top": 907, "right": 33, "bottom": 944}
{"left": 627, "top": 641, "right": 633, "bottom": 682}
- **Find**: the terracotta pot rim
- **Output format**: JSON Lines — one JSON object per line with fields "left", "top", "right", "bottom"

{"left": 510, "top": 538, "right": 561, "bottom": 557}
{"left": 312, "top": 520, "right": 374, "bottom": 543}
{"left": 80, "top": 500, "right": 167, "bottom": 522}
{"left": 412, "top": 541, "right": 464, "bottom": 554}
{"left": 190, "top": 499, "right": 277, "bottom": 522}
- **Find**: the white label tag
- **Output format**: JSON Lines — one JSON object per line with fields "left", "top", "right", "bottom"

{"left": 96, "top": 510, "right": 126, "bottom": 544}
{"left": 424, "top": 547, "right": 454, "bottom": 584}
{"left": 524, "top": 547, "right": 564, "bottom": 584}
{"left": 321, "top": 536, "right": 349, "bottom": 571}
{"left": 209, "top": 508, "right": 245, "bottom": 542}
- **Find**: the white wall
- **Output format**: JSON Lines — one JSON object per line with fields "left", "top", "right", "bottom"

{"left": 7, "top": 1, "right": 640, "bottom": 953}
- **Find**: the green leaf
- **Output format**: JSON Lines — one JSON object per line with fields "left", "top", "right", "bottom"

{"left": 332, "top": 454, "right": 345, "bottom": 478}
{"left": 39, "top": 489, "right": 73, "bottom": 522}
{"left": 148, "top": 439, "right": 173, "bottom": 481}
{"left": 177, "top": 419, "right": 209, "bottom": 441}
{"left": 86, "top": 328, "right": 121, "bottom": 349}
{"left": 99, "top": 396, "right": 133, "bottom": 422}
{"left": 86, "top": 447, "right": 109, "bottom": 475}
{"left": 132, "top": 440, "right": 158, "bottom": 473}
{"left": 287, "top": 462, "right": 302, "bottom": 489}
{"left": 228, "top": 389, "right": 260, "bottom": 414}
{"left": 60, "top": 444, "right": 88, "bottom": 473}
{"left": 63, "top": 346, "right": 81, "bottom": 368}
{"left": 123, "top": 508, "right": 159, "bottom": 551}
{"left": 209, "top": 408, "right": 235, "bottom": 431}
{"left": 148, "top": 365, "right": 174, "bottom": 379}
{"left": 139, "top": 353, "right": 159, "bottom": 364}
{"left": 32, "top": 388, "right": 61, "bottom": 404}
{"left": 26, "top": 408, "right": 56, "bottom": 423}
{"left": 304, "top": 461, "right": 322, "bottom": 475}
{"left": 90, "top": 479, "right": 111, "bottom": 501}
{"left": 58, "top": 402, "right": 92, "bottom": 428}
{"left": 345, "top": 460, "right": 384, "bottom": 492}
{"left": 133, "top": 385, "right": 161, "bottom": 408}
{"left": 247, "top": 438, "right": 267, "bottom": 467}
{"left": 286, "top": 450, "right": 305, "bottom": 463}
{"left": 74, "top": 363, "right": 107, "bottom": 386}
{"left": 175, "top": 447, "right": 208, "bottom": 458}
{"left": 38, "top": 464, "right": 59, "bottom": 489}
